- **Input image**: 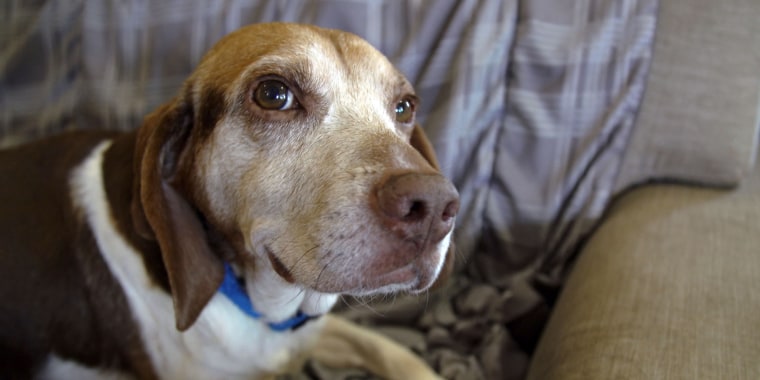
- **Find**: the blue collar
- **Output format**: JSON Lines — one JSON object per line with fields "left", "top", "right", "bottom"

{"left": 219, "top": 262, "right": 316, "bottom": 331}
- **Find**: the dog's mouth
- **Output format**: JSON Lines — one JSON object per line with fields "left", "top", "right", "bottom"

{"left": 266, "top": 248, "right": 296, "bottom": 284}
{"left": 373, "top": 262, "right": 419, "bottom": 287}
{"left": 263, "top": 236, "right": 449, "bottom": 295}
{"left": 349, "top": 261, "right": 423, "bottom": 296}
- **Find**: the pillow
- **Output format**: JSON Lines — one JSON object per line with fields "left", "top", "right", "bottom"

{"left": 615, "top": 0, "right": 760, "bottom": 189}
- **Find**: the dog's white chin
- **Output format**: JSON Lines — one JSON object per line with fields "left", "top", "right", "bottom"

{"left": 346, "top": 230, "right": 452, "bottom": 296}
{"left": 300, "top": 291, "right": 340, "bottom": 315}
{"left": 351, "top": 266, "right": 420, "bottom": 296}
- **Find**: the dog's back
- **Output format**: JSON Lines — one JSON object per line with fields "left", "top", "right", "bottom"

{"left": 0, "top": 131, "right": 151, "bottom": 379}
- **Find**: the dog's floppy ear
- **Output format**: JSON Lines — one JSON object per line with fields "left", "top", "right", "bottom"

{"left": 131, "top": 98, "right": 225, "bottom": 331}
{"left": 409, "top": 124, "right": 442, "bottom": 171}
{"left": 409, "top": 124, "right": 456, "bottom": 290}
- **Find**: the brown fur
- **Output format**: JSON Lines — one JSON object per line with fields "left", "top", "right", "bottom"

{"left": 0, "top": 22, "right": 457, "bottom": 379}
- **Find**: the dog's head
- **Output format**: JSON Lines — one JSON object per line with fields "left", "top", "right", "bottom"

{"left": 131, "top": 23, "right": 459, "bottom": 330}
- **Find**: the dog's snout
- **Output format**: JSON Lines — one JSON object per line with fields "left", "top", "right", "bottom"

{"left": 374, "top": 173, "right": 459, "bottom": 245}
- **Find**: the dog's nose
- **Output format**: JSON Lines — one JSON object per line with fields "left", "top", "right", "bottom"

{"left": 374, "top": 172, "right": 459, "bottom": 245}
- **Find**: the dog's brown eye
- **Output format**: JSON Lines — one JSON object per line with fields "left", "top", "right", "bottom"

{"left": 395, "top": 98, "right": 415, "bottom": 123}
{"left": 253, "top": 80, "right": 297, "bottom": 110}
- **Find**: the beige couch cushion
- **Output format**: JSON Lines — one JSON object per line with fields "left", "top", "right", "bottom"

{"left": 528, "top": 171, "right": 760, "bottom": 379}
{"left": 616, "top": 0, "right": 760, "bottom": 189}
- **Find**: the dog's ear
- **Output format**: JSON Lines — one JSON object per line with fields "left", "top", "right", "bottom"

{"left": 409, "top": 124, "right": 442, "bottom": 171}
{"left": 409, "top": 124, "right": 456, "bottom": 290}
{"left": 131, "top": 98, "right": 225, "bottom": 331}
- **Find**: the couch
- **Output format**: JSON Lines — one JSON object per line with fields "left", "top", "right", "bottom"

{"left": 1, "top": 1, "right": 759, "bottom": 379}
{"left": 527, "top": 1, "right": 760, "bottom": 378}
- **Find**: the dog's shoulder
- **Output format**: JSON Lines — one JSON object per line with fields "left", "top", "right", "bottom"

{"left": 0, "top": 130, "right": 121, "bottom": 171}
{"left": 0, "top": 130, "right": 153, "bottom": 378}
{"left": 0, "top": 130, "right": 123, "bottom": 255}
{"left": 0, "top": 131, "right": 122, "bottom": 213}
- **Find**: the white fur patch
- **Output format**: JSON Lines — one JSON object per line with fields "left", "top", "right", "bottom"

{"left": 67, "top": 141, "right": 330, "bottom": 379}
{"left": 37, "top": 355, "right": 132, "bottom": 380}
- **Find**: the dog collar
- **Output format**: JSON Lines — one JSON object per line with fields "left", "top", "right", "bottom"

{"left": 219, "top": 262, "right": 316, "bottom": 331}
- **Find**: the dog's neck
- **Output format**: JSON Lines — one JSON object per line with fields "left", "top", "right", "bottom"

{"left": 241, "top": 257, "right": 339, "bottom": 325}
{"left": 221, "top": 261, "right": 338, "bottom": 330}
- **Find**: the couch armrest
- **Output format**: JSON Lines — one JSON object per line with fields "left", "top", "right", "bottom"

{"left": 527, "top": 177, "right": 760, "bottom": 379}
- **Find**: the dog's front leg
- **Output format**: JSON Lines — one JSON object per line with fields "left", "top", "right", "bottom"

{"left": 311, "top": 315, "right": 442, "bottom": 380}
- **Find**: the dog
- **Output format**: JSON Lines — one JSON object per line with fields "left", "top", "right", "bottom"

{"left": 0, "top": 23, "right": 459, "bottom": 379}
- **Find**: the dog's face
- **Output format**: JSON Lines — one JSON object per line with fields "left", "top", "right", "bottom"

{"left": 132, "top": 23, "right": 458, "bottom": 329}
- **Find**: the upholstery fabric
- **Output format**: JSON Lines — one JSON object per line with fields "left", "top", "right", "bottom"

{"left": 478, "top": 0, "right": 658, "bottom": 314}
{"left": 0, "top": 1, "right": 663, "bottom": 378}
{"left": 528, "top": 174, "right": 760, "bottom": 379}
{"left": 615, "top": 0, "right": 760, "bottom": 189}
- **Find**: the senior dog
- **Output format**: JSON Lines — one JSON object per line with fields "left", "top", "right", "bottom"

{"left": 0, "top": 23, "right": 459, "bottom": 379}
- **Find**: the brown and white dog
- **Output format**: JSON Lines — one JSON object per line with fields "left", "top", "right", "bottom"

{"left": 0, "top": 23, "right": 459, "bottom": 379}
